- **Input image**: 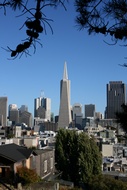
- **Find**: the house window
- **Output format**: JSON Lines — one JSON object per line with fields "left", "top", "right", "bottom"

{"left": 44, "top": 160, "right": 47, "bottom": 173}
{"left": 50, "top": 157, "right": 53, "bottom": 169}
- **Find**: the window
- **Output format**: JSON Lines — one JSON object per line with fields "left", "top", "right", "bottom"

{"left": 44, "top": 160, "right": 47, "bottom": 173}
{"left": 50, "top": 157, "right": 53, "bottom": 169}
{"left": 0, "top": 133, "right": 4, "bottom": 135}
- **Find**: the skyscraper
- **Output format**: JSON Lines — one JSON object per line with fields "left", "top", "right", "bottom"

{"left": 19, "top": 105, "right": 28, "bottom": 113}
{"left": 19, "top": 111, "right": 32, "bottom": 127}
{"left": 106, "top": 81, "right": 126, "bottom": 119}
{"left": 42, "top": 98, "right": 51, "bottom": 121}
{"left": 72, "top": 103, "right": 82, "bottom": 120}
{"left": 9, "top": 104, "right": 19, "bottom": 125}
{"left": 72, "top": 103, "right": 83, "bottom": 129}
{"left": 34, "top": 96, "right": 42, "bottom": 117}
{"left": 85, "top": 104, "right": 95, "bottom": 118}
{"left": 34, "top": 95, "right": 51, "bottom": 121}
{"left": 58, "top": 62, "right": 72, "bottom": 128}
{"left": 0, "top": 97, "right": 7, "bottom": 126}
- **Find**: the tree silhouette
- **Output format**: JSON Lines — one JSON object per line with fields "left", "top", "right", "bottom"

{"left": 75, "top": 0, "right": 127, "bottom": 66}
{"left": 75, "top": 0, "right": 127, "bottom": 44}
{"left": 2, "top": 1, "right": 127, "bottom": 59}
{"left": 116, "top": 104, "right": 127, "bottom": 134}
{"left": 1, "top": 0, "right": 67, "bottom": 58}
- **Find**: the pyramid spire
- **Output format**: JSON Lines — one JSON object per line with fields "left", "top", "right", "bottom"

{"left": 63, "top": 61, "right": 68, "bottom": 80}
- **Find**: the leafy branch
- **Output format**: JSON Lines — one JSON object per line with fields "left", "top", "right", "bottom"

{"left": 0, "top": 0, "right": 67, "bottom": 59}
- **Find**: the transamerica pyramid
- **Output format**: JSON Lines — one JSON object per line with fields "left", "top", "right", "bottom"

{"left": 58, "top": 62, "right": 72, "bottom": 128}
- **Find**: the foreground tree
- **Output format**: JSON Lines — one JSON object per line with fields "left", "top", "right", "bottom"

{"left": 55, "top": 129, "right": 102, "bottom": 186}
{"left": 116, "top": 104, "right": 127, "bottom": 133}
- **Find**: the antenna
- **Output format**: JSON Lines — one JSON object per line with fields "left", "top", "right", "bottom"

{"left": 40, "top": 90, "right": 45, "bottom": 98}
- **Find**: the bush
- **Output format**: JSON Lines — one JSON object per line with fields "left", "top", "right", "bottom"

{"left": 88, "top": 175, "right": 127, "bottom": 190}
{"left": 17, "top": 166, "right": 40, "bottom": 185}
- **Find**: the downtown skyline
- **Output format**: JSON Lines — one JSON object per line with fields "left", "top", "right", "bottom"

{"left": 1, "top": 77, "right": 127, "bottom": 119}
{"left": 0, "top": 1, "right": 127, "bottom": 117}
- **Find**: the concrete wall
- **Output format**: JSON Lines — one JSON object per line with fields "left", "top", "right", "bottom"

{"left": 102, "top": 144, "right": 113, "bottom": 157}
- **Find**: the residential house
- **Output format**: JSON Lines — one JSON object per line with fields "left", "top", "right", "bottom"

{"left": 0, "top": 143, "right": 36, "bottom": 179}
{"left": 34, "top": 148, "right": 55, "bottom": 179}
{"left": 0, "top": 143, "right": 55, "bottom": 181}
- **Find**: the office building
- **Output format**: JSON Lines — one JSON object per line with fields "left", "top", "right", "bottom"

{"left": 19, "top": 105, "right": 28, "bottom": 114}
{"left": 34, "top": 96, "right": 51, "bottom": 121}
{"left": 85, "top": 104, "right": 95, "bottom": 118}
{"left": 19, "top": 111, "right": 32, "bottom": 127}
{"left": 72, "top": 103, "right": 83, "bottom": 129}
{"left": 0, "top": 97, "right": 7, "bottom": 126}
{"left": 95, "top": 112, "right": 103, "bottom": 119}
{"left": 58, "top": 62, "right": 72, "bottom": 128}
{"left": 106, "top": 81, "right": 126, "bottom": 119}
{"left": 9, "top": 104, "right": 19, "bottom": 125}
{"left": 34, "top": 96, "right": 42, "bottom": 117}
{"left": 75, "top": 113, "right": 83, "bottom": 130}
{"left": 72, "top": 103, "right": 82, "bottom": 120}
{"left": 36, "top": 106, "right": 46, "bottom": 119}
{"left": 42, "top": 98, "right": 51, "bottom": 121}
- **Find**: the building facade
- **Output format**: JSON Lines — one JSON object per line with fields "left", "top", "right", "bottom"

{"left": 0, "top": 97, "right": 7, "bottom": 126}
{"left": 19, "top": 105, "right": 28, "bottom": 114}
{"left": 9, "top": 104, "right": 19, "bottom": 125}
{"left": 72, "top": 103, "right": 82, "bottom": 120}
{"left": 42, "top": 98, "right": 51, "bottom": 121}
{"left": 19, "top": 111, "right": 32, "bottom": 127}
{"left": 58, "top": 62, "right": 72, "bottom": 128}
{"left": 34, "top": 97, "right": 42, "bottom": 117}
{"left": 84, "top": 104, "right": 95, "bottom": 118}
{"left": 106, "top": 81, "right": 126, "bottom": 119}
{"left": 34, "top": 96, "right": 51, "bottom": 121}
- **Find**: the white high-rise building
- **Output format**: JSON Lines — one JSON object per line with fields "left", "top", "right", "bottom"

{"left": 42, "top": 97, "right": 51, "bottom": 121}
{"left": 58, "top": 62, "right": 72, "bottom": 128}
{"left": 34, "top": 95, "right": 51, "bottom": 121}
{"left": 72, "top": 103, "right": 82, "bottom": 120}
{"left": 9, "top": 104, "right": 18, "bottom": 111}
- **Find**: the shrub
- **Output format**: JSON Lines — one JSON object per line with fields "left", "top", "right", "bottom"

{"left": 17, "top": 166, "right": 40, "bottom": 185}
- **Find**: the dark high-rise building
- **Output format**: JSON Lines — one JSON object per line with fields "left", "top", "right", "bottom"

{"left": 85, "top": 104, "right": 95, "bottom": 118}
{"left": 106, "top": 81, "right": 126, "bottom": 119}
{"left": 58, "top": 62, "right": 72, "bottom": 128}
{"left": 34, "top": 96, "right": 42, "bottom": 117}
{"left": 19, "top": 105, "right": 28, "bottom": 114}
{"left": 36, "top": 107, "right": 46, "bottom": 119}
{"left": 19, "top": 111, "right": 32, "bottom": 127}
{"left": 9, "top": 104, "right": 19, "bottom": 125}
{"left": 0, "top": 97, "right": 7, "bottom": 126}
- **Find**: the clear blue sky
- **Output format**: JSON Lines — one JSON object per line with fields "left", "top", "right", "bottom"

{"left": 0, "top": 1, "right": 127, "bottom": 117}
